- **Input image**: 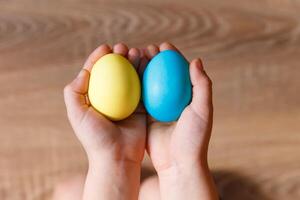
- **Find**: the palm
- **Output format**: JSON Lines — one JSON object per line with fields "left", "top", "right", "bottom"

{"left": 147, "top": 106, "right": 211, "bottom": 171}
{"left": 75, "top": 106, "right": 146, "bottom": 162}
{"left": 64, "top": 44, "right": 146, "bottom": 163}
{"left": 142, "top": 43, "right": 213, "bottom": 172}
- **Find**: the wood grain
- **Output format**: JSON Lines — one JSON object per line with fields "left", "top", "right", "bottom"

{"left": 0, "top": 0, "right": 299, "bottom": 199}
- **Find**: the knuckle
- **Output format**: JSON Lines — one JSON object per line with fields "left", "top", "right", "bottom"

{"left": 201, "top": 75, "right": 213, "bottom": 87}
{"left": 63, "top": 84, "right": 71, "bottom": 94}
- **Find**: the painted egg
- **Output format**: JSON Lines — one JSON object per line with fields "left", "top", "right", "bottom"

{"left": 88, "top": 53, "right": 140, "bottom": 121}
{"left": 142, "top": 50, "right": 192, "bottom": 122}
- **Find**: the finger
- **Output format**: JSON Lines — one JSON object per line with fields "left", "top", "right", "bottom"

{"left": 159, "top": 42, "right": 179, "bottom": 52}
{"left": 134, "top": 102, "right": 146, "bottom": 114}
{"left": 113, "top": 43, "right": 129, "bottom": 57}
{"left": 159, "top": 41, "right": 187, "bottom": 59}
{"left": 189, "top": 58, "right": 213, "bottom": 121}
{"left": 147, "top": 115, "right": 157, "bottom": 125}
{"left": 145, "top": 44, "right": 159, "bottom": 59}
{"left": 142, "top": 45, "right": 159, "bottom": 123}
{"left": 138, "top": 48, "right": 149, "bottom": 77}
{"left": 83, "top": 44, "right": 112, "bottom": 72}
{"left": 64, "top": 69, "right": 90, "bottom": 120}
{"left": 128, "top": 48, "right": 145, "bottom": 114}
{"left": 128, "top": 48, "right": 144, "bottom": 114}
{"left": 159, "top": 42, "right": 188, "bottom": 61}
{"left": 128, "top": 48, "right": 140, "bottom": 70}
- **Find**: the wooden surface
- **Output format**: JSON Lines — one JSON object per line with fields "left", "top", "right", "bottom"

{"left": 0, "top": 0, "right": 300, "bottom": 199}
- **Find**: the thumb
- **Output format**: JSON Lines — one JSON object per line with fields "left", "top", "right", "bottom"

{"left": 64, "top": 69, "right": 90, "bottom": 123}
{"left": 189, "top": 59, "right": 213, "bottom": 121}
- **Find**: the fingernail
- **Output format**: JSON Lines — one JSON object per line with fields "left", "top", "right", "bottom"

{"left": 195, "top": 59, "right": 204, "bottom": 71}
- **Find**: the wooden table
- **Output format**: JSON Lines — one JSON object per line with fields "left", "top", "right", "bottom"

{"left": 0, "top": 0, "right": 299, "bottom": 199}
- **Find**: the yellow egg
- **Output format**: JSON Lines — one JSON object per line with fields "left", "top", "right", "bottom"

{"left": 88, "top": 53, "right": 140, "bottom": 121}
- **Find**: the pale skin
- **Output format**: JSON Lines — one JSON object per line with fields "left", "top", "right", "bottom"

{"left": 54, "top": 42, "right": 218, "bottom": 200}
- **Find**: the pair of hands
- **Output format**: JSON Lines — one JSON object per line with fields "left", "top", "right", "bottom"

{"left": 64, "top": 42, "right": 217, "bottom": 200}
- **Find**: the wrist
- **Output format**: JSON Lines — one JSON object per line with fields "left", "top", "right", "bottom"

{"left": 88, "top": 153, "right": 142, "bottom": 185}
{"left": 86, "top": 144, "right": 144, "bottom": 166}
{"left": 83, "top": 153, "right": 142, "bottom": 200}
{"left": 88, "top": 156, "right": 142, "bottom": 176}
{"left": 157, "top": 159, "right": 209, "bottom": 181}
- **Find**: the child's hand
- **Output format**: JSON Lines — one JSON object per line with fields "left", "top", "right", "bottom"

{"left": 64, "top": 43, "right": 146, "bottom": 200}
{"left": 144, "top": 42, "right": 218, "bottom": 200}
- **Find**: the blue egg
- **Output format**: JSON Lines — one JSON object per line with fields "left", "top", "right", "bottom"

{"left": 142, "top": 50, "right": 192, "bottom": 122}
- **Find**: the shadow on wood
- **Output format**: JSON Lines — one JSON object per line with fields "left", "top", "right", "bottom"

{"left": 214, "top": 171, "right": 271, "bottom": 200}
